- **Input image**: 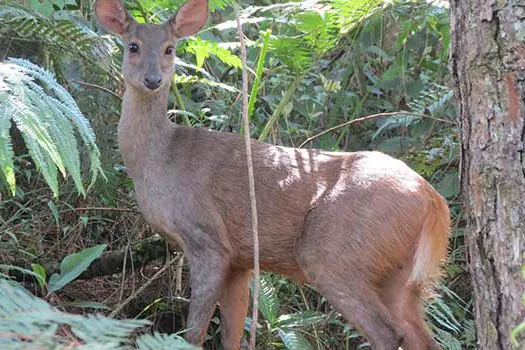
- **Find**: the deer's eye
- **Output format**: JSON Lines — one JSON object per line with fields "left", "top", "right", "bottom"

{"left": 129, "top": 43, "right": 140, "bottom": 54}
{"left": 165, "top": 46, "right": 174, "bottom": 55}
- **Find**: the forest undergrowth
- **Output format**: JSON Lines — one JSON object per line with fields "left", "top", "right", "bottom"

{"left": 0, "top": 0, "right": 474, "bottom": 348}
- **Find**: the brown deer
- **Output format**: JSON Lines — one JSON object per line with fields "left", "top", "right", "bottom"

{"left": 94, "top": 0, "right": 450, "bottom": 348}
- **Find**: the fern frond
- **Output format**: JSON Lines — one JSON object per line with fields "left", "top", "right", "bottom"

{"left": 256, "top": 274, "right": 280, "bottom": 324}
{"left": 0, "top": 4, "right": 119, "bottom": 78}
{"left": 408, "top": 83, "right": 453, "bottom": 116}
{"left": 0, "top": 95, "right": 15, "bottom": 194}
{"left": 184, "top": 37, "right": 242, "bottom": 69}
{"left": 12, "top": 58, "right": 104, "bottom": 189}
{"left": 5, "top": 87, "right": 62, "bottom": 194}
{"left": 426, "top": 283, "right": 469, "bottom": 348}
{"left": 0, "top": 59, "right": 103, "bottom": 196}
{"left": 128, "top": 0, "right": 235, "bottom": 17}
{"left": 0, "top": 280, "right": 197, "bottom": 349}
{"left": 295, "top": 10, "right": 339, "bottom": 55}
{"left": 225, "top": 0, "right": 383, "bottom": 74}
{"left": 136, "top": 333, "right": 198, "bottom": 350}
{"left": 270, "top": 36, "right": 314, "bottom": 72}
{"left": 0, "top": 279, "right": 147, "bottom": 348}
{"left": 372, "top": 82, "right": 454, "bottom": 138}
{"left": 328, "top": 0, "right": 384, "bottom": 34}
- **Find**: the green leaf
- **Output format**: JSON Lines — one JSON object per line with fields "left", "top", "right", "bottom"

{"left": 436, "top": 172, "right": 460, "bottom": 199}
{"left": 0, "top": 264, "right": 45, "bottom": 287}
{"left": 512, "top": 321, "right": 525, "bottom": 347}
{"left": 0, "top": 279, "right": 150, "bottom": 348}
{"left": 277, "top": 311, "right": 325, "bottom": 328}
{"left": 31, "top": 0, "right": 54, "bottom": 17}
{"left": 48, "top": 244, "right": 107, "bottom": 293}
{"left": 376, "top": 136, "right": 415, "bottom": 154}
{"left": 427, "top": 298, "right": 461, "bottom": 333}
{"left": 372, "top": 115, "right": 417, "bottom": 140}
{"left": 277, "top": 328, "right": 313, "bottom": 350}
{"left": 381, "top": 62, "right": 403, "bottom": 83}
{"left": 248, "top": 29, "right": 271, "bottom": 121}
{"left": 80, "top": 216, "right": 89, "bottom": 226}
{"left": 255, "top": 274, "right": 279, "bottom": 325}
{"left": 435, "top": 328, "right": 462, "bottom": 350}
{"left": 0, "top": 101, "right": 15, "bottom": 195}
{"left": 53, "top": 0, "right": 66, "bottom": 9}
{"left": 185, "top": 38, "right": 241, "bottom": 69}
{"left": 30, "top": 263, "right": 47, "bottom": 290}
{"left": 296, "top": 11, "right": 324, "bottom": 34}
{"left": 0, "top": 59, "right": 104, "bottom": 196}
{"left": 270, "top": 36, "right": 313, "bottom": 72}
{"left": 47, "top": 200, "right": 60, "bottom": 226}
{"left": 136, "top": 333, "right": 199, "bottom": 349}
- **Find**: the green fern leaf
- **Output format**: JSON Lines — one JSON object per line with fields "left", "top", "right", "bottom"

{"left": 0, "top": 59, "right": 103, "bottom": 196}
{"left": 13, "top": 58, "right": 104, "bottom": 189}
{"left": 0, "top": 5, "right": 119, "bottom": 78}
{"left": 329, "top": 0, "right": 383, "bottom": 34}
{"left": 277, "top": 328, "right": 313, "bottom": 350}
{"left": 0, "top": 279, "right": 199, "bottom": 349}
{"left": 184, "top": 37, "right": 242, "bottom": 68}
{"left": 256, "top": 274, "right": 280, "bottom": 326}
{"left": 136, "top": 333, "right": 199, "bottom": 349}
{"left": 0, "top": 98, "right": 15, "bottom": 194}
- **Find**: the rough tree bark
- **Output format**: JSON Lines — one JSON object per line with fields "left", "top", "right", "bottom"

{"left": 450, "top": 1, "right": 525, "bottom": 348}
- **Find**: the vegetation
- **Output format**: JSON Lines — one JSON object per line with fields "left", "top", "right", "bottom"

{"left": 0, "top": 0, "right": 474, "bottom": 348}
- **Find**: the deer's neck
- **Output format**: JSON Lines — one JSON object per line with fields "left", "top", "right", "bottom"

{"left": 119, "top": 86, "right": 174, "bottom": 179}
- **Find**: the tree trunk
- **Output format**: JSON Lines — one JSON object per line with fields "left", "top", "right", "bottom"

{"left": 450, "top": 1, "right": 525, "bottom": 348}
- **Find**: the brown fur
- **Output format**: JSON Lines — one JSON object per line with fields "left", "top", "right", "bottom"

{"left": 95, "top": 0, "right": 450, "bottom": 348}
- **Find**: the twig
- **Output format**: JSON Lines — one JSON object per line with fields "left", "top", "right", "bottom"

{"left": 0, "top": 206, "right": 141, "bottom": 233}
{"left": 298, "top": 111, "right": 456, "bottom": 148}
{"left": 109, "top": 253, "right": 181, "bottom": 318}
{"left": 72, "top": 80, "right": 122, "bottom": 101}
{"left": 236, "top": 10, "right": 260, "bottom": 350}
{"left": 118, "top": 240, "right": 131, "bottom": 302}
{"left": 69, "top": 206, "right": 138, "bottom": 212}
{"left": 36, "top": 206, "right": 139, "bottom": 222}
{"left": 47, "top": 206, "right": 139, "bottom": 217}
{"left": 175, "top": 254, "right": 185, "bottom": 296}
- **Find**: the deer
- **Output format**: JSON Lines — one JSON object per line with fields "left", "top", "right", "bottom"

{"left": 94, "top": 0, "right": 450, "bottom": 348}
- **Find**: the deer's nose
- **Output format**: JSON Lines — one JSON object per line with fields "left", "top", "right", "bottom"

{"left": 144, "top": 73, "right": 162, "bottom": 90}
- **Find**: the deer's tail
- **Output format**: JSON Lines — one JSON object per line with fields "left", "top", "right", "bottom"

{"left": 409, "top": 190, "right": 450, "bottom": 285}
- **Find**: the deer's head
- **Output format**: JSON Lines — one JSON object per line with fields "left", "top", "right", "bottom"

{"left": 95, "top": 0, "right": 208, "bottom": 93}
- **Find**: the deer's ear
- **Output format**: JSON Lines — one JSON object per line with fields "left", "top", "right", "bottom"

{"left": 169, "top": 0, "right": 208, "bottom": 38}
{"left": 95, "top": 0, "right": 134, "bottom": 36}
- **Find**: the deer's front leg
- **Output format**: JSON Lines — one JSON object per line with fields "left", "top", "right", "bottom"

{"left": 184, "top": 249, "right": 229, "bottom": 346}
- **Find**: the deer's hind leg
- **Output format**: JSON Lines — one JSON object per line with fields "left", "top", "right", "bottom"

{"left": 379, "top": 270, "right": 440, "bottom": 350}
{"left": 296, "top": 248, "right": 404, "bottom": 348}
{"left": 219, "top": 268, "right": 251, "bottom": 350}
{"left": 295, "top": 211, "right": 405, "bottom": 349}
{"left": 301, "top": 267, "right": 404, "bottom": 349}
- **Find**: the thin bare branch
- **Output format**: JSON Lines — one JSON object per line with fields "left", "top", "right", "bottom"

{"left": 72, "top": 80, "right": 122, "bottom": 101}
{"left": 298, "top": 111, "right": 456, "bottom": 148}
{"left": 235, "top": 9, "right": 260, "bottom": 350}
